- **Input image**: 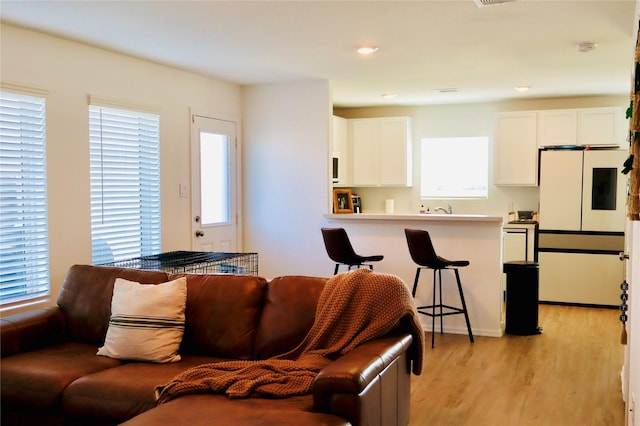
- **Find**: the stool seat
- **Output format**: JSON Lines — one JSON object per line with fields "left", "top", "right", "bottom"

{"left": 321, "top": 228, "right": 384, "bottom": 275}
{"left": 432, "top": 258, "right": 470, "bottom": 269}
{"left": 404, "top": 228, "right": 474, "bottom": 348}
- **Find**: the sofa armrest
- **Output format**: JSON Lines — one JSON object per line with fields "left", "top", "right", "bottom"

{"left": 313, "top": 333, "right": 414, "bottom": 426}
{"left": 0, "top": 307, "right": 66, "bottom": 357}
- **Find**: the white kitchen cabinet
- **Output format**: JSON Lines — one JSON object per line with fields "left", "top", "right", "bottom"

{"left": 538, "top": 107, "right": 623, "bottom": 148}
{"left": 537, "top": 109, "right": 578, "bottom": 147}
{"left": 493, "top": 111, "right": 538, "bottom": 186}
{"left": 578, "top": 107, "right": 623, "bottom": 147}
{"left": 331, "top": 116, "right": 350, "bottom": 186}
{"left": 349, "top": 117, "right": 412, "bottom": 187}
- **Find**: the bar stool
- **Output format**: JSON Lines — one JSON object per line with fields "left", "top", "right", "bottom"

{"left": 321, "top": 228, "right": 384, "bottom": 275}
{"left": 404, "top": 228, "right": 474, "bottom": 348}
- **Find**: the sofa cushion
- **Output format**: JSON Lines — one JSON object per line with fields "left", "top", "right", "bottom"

{"left": 170, "top": 273, "right": 268, "bottom": 359}
{"left": 119, "top": 394, "right": 350, "bottom": 426}
{"left": 97, "top": 277, "right": 187, "bottom": 363}
{"left": 57, "top": 265, "right": 170, "bottom": 345}
{"left": 253, "top": 276, "right": 327, "bottom": 359}
{"left": 62, "top": 354, "right": 225, "bottom": 422}
{"left": 0, "top": 342, "right": 122, "bottom": 410}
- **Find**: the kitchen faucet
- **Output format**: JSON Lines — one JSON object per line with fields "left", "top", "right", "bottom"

{"left": 434, "top": 203, "right": 452, "bottom": 214}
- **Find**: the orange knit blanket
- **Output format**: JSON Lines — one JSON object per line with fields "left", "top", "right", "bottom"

{"left": 155, "top": 268, "right": 424, "bottom": 403}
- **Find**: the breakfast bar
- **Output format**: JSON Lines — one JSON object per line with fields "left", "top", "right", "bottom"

{"left": 324, "top": 213, "right": 505, "bottom": 337}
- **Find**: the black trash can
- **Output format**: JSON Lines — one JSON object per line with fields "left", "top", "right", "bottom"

{"left": 503, "top": 261, "right": 541, "bottom": 335}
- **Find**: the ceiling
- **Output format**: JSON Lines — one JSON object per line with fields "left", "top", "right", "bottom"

{"left": 0, "top": 0, "right": 637, "bottom": 107}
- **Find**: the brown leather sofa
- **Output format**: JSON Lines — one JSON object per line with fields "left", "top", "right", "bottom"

{"left": 1, "top": 264, "right": 422, "bottom": 426}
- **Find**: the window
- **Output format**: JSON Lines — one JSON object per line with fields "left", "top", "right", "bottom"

{"left": 199, "top": 131, "right": 230, "bottom": 225}
{"left": 420, "top": 136, "right": 488, "bottom": 199}
{"left": 0, "top": 90, "right": 50, "bottom": 306}
{"left": 89, "top": 105, "right": 161, "bottom": 264}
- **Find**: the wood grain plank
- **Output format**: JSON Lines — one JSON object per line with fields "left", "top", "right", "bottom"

{"left": 409, "top": 305, "right": 625, "bottom": 426}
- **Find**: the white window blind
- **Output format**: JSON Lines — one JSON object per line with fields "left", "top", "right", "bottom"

{"left": 0, "top": 91, "right": 50, "bottom": 305}
{"left": 89, "top": 105, "right": 161, "bottom": 265}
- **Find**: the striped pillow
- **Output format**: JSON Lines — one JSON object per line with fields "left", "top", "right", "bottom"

{"left": 97, "top": 277, "right": 187, "bottom": 363}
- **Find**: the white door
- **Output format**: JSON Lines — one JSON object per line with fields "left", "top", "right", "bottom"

{"left": 539, "top": 150, "right": 583, "bottom": 230}
{"left": 581, "top": 149, "right": 628, "bottom": 232}
{"left": 191, "top": 115, "right": 237, "bottom": 252}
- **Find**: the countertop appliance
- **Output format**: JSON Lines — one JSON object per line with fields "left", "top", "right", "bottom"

{"left": 537, "top": 148, "right": 626, "bottom": 306}
{"left": 507, "top": 210, "right": 538, "bottom": 224}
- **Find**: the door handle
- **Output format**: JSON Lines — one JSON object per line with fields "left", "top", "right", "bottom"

{"left": 195, "top": 230, "right": 204, "bottom": 238}
{"left": 619, "top": 252, "right": 629, "bottom": 261}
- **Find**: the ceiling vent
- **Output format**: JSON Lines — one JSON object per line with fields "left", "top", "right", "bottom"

{"left": 474, "top": 0, "right": 517, "bottom": 7}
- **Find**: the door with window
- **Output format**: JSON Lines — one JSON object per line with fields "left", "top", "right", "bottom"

{"left": 191, "top": 115, "right": 238, "bottom": 252}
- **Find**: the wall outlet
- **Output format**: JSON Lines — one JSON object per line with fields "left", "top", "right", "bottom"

{"left": 179, "top": 183, "right": 189, "bottom": 198}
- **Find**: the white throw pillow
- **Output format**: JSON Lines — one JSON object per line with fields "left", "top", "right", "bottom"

{"left": 97, "top": 277, "right": 187, "bottom": 363}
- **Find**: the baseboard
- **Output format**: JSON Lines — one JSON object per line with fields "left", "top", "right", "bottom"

{"left": 417, "top": 321, "right": 504, "bottom": 337}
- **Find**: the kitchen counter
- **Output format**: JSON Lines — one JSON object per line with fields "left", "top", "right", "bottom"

{"left": 324, "top": 212, "right": 505, "bottom": 337}
{"left": 325, "top": 213, "right": 503, "bottom": 223}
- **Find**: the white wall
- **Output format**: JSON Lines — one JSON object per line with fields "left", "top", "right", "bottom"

{"left": 0, "top": 24, "right": 242, "bottom": 313}
{"left": 242, "top": 80, "right": 333, "bottom": 279}
{"left": 334, "top": 95, "right": 628, "bottom": 219}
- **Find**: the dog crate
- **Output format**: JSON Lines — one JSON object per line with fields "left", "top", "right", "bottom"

{"left": 100, "top": 251, "right": 258, "bottom": 275}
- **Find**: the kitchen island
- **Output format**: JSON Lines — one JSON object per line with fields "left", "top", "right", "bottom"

{"left": 324, "top": 213, "right": 505, "bottom": 337}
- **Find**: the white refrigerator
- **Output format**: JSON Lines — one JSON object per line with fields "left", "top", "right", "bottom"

{"left": 538, "top": 149, "right": 627, "bottom": 306}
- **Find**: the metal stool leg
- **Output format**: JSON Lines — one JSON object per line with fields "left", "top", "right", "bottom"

{"left": 454, "top": 269, "right": 474, "bottom": 343}
{"left": 438, "top": 269, "right": 444, "bottom": 335}
{"left": 431, "top": 269, "right": 437, "bottom": 348}
{"left": 412, "top": 268, "right": 421, "bottom": 297}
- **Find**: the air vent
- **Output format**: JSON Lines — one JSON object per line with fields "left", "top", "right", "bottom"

{"left": 474, "top": 0, "right": 516, "bottom": 7}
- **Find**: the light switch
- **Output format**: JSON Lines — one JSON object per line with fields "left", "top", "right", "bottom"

{"left": 179, "top": 183, "right": 189, "bottom": 198}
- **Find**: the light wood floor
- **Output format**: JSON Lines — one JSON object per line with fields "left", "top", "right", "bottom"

{"left": 409, "top": 304, "right": 626, "bottom": 426}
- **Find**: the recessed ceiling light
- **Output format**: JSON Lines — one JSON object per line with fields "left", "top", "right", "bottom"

{"left": 514, "top": 85, "right": 530, "bottom": 92}
{"left": 356, "top": 46, "right": 379, "bottom": 55}
{"left": 577, "top": 42, "right": 597, "bottom": 53}
{"left": 382, "top": 93, "right": 397, "bottom": 99}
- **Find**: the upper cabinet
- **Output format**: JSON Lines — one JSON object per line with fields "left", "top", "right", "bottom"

{"left": 577, "top": 107, "right": 623, "bottom": 147}
{"left": 494, "top": 111, "right": 539, "bottom": 186}
{"left": 332, "top": 116, "right": 350, "bottom": 187}
{"left": 537, "top": 109, "right": 578, "bottom": 147}
{"left": 494, "top": 106, "right": 625, "bottom": 187}
{"left": 349, "top": 117, "right": 412, "bottom": 187}
{"left": 537, "top": 107, "right": 624, "bottom": 148}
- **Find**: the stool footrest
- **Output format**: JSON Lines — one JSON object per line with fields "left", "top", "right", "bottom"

{"left": 416, "top": 304, "right": 467, "bottom": 317}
